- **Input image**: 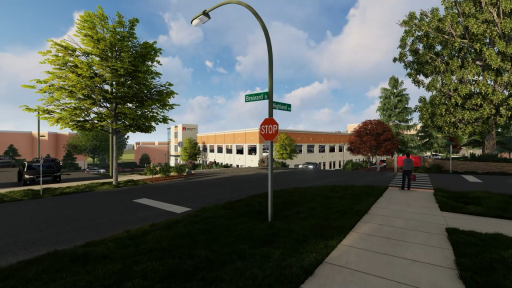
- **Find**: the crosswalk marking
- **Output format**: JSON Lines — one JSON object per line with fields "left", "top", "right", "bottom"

{"left": 461, "top": 175, "right": 482, "bottom": 182}
{"left": 133, "top": 198, "right": 191, "bottom": 213}
{"left": 389, "top": 173, "right": 433, "bottom": 190}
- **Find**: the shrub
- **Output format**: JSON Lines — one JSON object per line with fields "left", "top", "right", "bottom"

{"left": 159, "top": 163, "right": 172, "bottom": 177}
{"left": 174, "top": 164, "right": 187, "bottom": 175}
{"left": 143, "top": 164, "right": 159, "bottom": 177}
{"left": 343, "top": 160, "right": 366, "bottom": 171}
{"left": 463, "top": 152, "right": 512, "bottom": 163}
{"left": 185, "top": 160, "right": 197, "bottom": 170}
{"left": 258, "top": 155, "right": 289, "bottom": 167}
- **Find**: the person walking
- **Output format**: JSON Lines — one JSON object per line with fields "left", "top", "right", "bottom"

{"left": 401, "top": 152, "right": 414, "bottom": 190}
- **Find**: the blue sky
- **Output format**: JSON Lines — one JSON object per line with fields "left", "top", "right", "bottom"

{"left": 0, "top": 0, "right": 442, "bottom": 144}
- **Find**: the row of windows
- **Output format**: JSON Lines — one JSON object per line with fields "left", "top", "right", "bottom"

{"left": 198, "top": 144, "right": 346, "bottom": 155}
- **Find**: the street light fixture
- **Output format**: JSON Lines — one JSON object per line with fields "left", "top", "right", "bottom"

{"left": 191, "top": 0, "right": 275, "bottom": 222}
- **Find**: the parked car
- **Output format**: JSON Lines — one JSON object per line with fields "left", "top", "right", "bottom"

{"left": 85, "top": 167, "right": 106, "bottom": 174}
{"left": 31, "top": 157, "right": 62, "bottom": 171}
{"left": 17, "top": 161, "right": 61, "bottom": 186}
{"left": 298, "top": 162, "right": 320, "bottom": 169}
{"left": 431, "top": 153, "right": 442, "bottom": 159}
{"left": 0, "top": 156, "right": 16, "bottom": 168}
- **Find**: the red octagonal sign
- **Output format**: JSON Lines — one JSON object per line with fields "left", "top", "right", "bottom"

{"left": 260, "top": 117, "right": 279, "bottom": 141}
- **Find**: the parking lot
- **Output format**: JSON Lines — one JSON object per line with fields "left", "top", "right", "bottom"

{"left": 0, "top": 167, "right": 110, "bottom": 189}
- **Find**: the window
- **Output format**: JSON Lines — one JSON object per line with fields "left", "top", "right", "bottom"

{"left": 263, "top": 142, "right": 269, "bottom": 154}
{"left": 174, "top": 145, "right": 178, "bottom": 152}
{"left": 296, "top": 145, "right": 303, "bottom": 154}
{"left": 236, "top": 145, "right": 244, "bottom": 155}
{"left": 174, "top": 132, "right": 178, "bottom": 139}
{"left": 209, "top": 145, "right": 214, "bottom": 153}
{"left": 217, "top": 145, "right": 223, "bottom": 153}
{"left": 202, "top": 145, "right": 207, "bottom": 152}
{"left": 339, "top": 161, "right": 342, "bottom": 168}
{"left": 329, "top": 145, "right": 335, "bottom": 153}
{"left": 319, "top": 145, "right": 326, "bottom": 153}
{"left": 226, "top": 145, "right": 233, "bottom": 154}
{"left": 247, "top": 145, "right": 257, "bottom": 155}
{"left": 307, "top": 145, "right": 315, "bottom": 153}
{"left": 339, "top": 145, "right": 344, "bottom": 152}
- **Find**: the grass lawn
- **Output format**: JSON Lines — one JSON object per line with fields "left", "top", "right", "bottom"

{"left": 0, "top": 185, "right": 386, "bottom": 288}
{"left": 0, "top": 179, "right": 147, "bottom": 204}
{"left": 446, "top": 228, "right": 512, "bottom": 288}
{"left": 434, "top": 188, "right": 512, "bottom": 220}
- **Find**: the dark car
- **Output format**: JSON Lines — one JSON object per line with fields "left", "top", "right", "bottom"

{"left": 31, "top": 157, "right": 62, "bottom": 169}
{"left": 17, "top": 161, "right": 62, "bottom": 186}
{"left": 298, "top": 162, "right": 320, "bottom": 169}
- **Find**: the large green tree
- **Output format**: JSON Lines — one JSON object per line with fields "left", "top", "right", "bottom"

{"left": 62, "top": 150, "right": 77, "bottom": 170}
{"left": 415, "top": 125, "right": 453, "bottom": 156}
{"left": 65, "top": 128, "right": 128, "bottom": 165}
{"left": 274, "top": 133, "right": 299, "bottom": 160}
{"left": 20, "top": 6, "right": 178, "bottom": 184}
{"left": 2, "top": 144, "right": 21, "bottom": 159}
{"left": 394, "top": 0, "right": 512, "bottom": 155}
{"left": 376, "top": 75, "right": 418, "bottom": 155}
{"left": 180, "top": 137, "right": 201, "bottom": 162}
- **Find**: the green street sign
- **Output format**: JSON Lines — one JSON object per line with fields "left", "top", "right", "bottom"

{"left": 273, "top": 101, "right": 291, "bottom": 112}
{"left": 245, "top": 91, "right": 268, "bottom": 102}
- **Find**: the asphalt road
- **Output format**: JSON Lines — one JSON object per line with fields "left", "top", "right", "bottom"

{"left": 430, "top": 173, "right": 512, "bottom": 194}
{"left": 0, "top": 168, "right": 395, "bottom": 268}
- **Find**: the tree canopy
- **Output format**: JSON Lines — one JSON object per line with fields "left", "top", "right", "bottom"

{"left": 62, "top": 150, "right": 77, "bottom": 170}
{"left": 394, "top": 0, "right": 512, "bottom": 154}
{"left": 376, "top": 75, "right": 417, "bottom": 155}
{"left": 274, "top": 133, "right": 298, "bottom": 160}
{"left": 3, "top": 144, "right": 21, "bottom": 159}
{"left": 347, "top": 120, "right": 400, "bottom": 166}
{"left": 180, "top": 137, "right": 201, "bottom": 162}
{"left": 138, "top": 153, "right": 151, "bottom": 166}
{"left": 65, "top": 128, "right": 128, "bottom": 164}
{"left": 415, "top": 125, "right": 453, "bottom": 156}
{"left": 20, "top": 6, "right": 178, "bottom": 184}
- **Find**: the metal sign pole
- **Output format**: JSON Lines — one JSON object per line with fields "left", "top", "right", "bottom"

{"left": 40, "top": 158, "right": 43, "bottom": 195}
{"left": 450, "top": 145, "right": 452, "bottom": 173}
{"left": 269, "top": 141, "right": 273, "bottom": 222}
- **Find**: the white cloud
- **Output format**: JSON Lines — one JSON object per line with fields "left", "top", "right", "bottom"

{"left": 205, "top": 60, "right": 213, "bottom": 68}
{"left": 158, "top": 13, "right": 203, "bottom": 46}
{"left": 216, "top": 67, "right": 227, "bottom": 73}
{"left": 214, "top": 95, "right": 226, "bottom": 104}
{"left": 158, "top": 55, "right": 194, "bottom": 87}
{"left": 283, "top": 78, "right": 341, "bottom": 107}
{"left": 366, "top": 81, "right": 388, "bottom": 98}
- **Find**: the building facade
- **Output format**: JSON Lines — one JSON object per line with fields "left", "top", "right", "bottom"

{"left": 133, "top": 141, "right": 169, "bottom": 165}
{"left": 0, "top": 130, "right": 87, "bottom": 167}
{"left": 195, "top": 127, "right": 365, "bottom": 169}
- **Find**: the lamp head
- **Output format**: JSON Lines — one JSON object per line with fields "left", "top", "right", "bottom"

{"left": 191, "top": 10, "right": 211, "bottom": 26}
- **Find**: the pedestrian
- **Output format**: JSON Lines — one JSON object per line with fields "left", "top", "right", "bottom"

{"left": 401, "top": 152, "right": 413, "bottom": 190}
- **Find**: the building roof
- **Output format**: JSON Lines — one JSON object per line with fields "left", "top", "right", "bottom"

{"left": 197, "top": 128, "right": 350, "bottom": 135}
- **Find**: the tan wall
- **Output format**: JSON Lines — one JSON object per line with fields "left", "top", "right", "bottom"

{"left": 234, "top": 132, "right": 245, "bottom": 144}
{"left": 197, "top": 131, "right": 351, "bottom": 145}
{"left": 425, "top": 158, "right": 512, "bottom": 173}
{"left": 134, "top": 145, "right": 168, "bottom": 165}
{"left": 0, "top": 131, "right": 86, "bottom": 161}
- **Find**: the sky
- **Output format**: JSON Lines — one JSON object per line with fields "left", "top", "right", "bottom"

{"left": 0, "top": 0, "right": 443, "bottom": 144}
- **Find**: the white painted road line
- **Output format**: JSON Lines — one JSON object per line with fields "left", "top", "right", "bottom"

{"left": 133, "top": 198, "right": 191, "bottom": 213}
{"left": 461, "top": 175, "right": 482, "bottom": 182}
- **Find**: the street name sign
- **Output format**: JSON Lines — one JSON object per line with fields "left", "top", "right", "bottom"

{"left": 273, "top": 101, "right": 291, "bottom": 112}
{"left": 260, "top": 117, "right": 279, "bottom": 141}
{"left": 245, "top": 91, "right": 268, "bottom": 102}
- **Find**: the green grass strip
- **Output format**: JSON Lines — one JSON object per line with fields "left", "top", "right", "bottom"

{"left": 447, "top": 228, "right": 512, "bottom": 288}
{"left": 434, "top": 188, "right": 512, "bottom": 220}
{"left": 0, "top": 185, "right": 386, "bottom": 288}
{"left": 0, "top": 179, "right": 148, "bottom": 204}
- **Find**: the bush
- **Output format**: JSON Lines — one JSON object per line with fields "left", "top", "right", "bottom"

{"left": 185, "top": 160, "right": 197, "bottom": 170}
{"left": 342, "top": 160, "right": 366, "bottom": 171}
{"left": 460, "top": 152, "right": 512, "bottom": 163}
{"left": 258, "top": 155, "right": 289, "bottom": 168}
{"left": 143, "top": 164, "right": 159, "bottom": 177}
{"left": 159, "top": 163, "right": 172, "bottom": 177}
{"left": 174, "top": 164, "right": 187, "bottom": 175}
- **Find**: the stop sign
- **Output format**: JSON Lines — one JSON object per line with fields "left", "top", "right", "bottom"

{"left": 260, "top": 117, "right": 279, "bottom": 141}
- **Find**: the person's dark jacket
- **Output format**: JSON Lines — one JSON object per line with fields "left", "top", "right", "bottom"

{"left": 403, "top": 158, "right": 414, "bottom": 171}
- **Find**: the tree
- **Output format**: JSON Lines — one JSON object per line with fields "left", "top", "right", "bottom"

{"left": 394, "top": 1, "right": 512, "bottom": 155}
{"left": 65, "top": 128, "right": 128, "bottom": 165}
{"left": 44, "top": 154, "right": 51, "bottom": 158}
{"left": 139, "top": 153, "right": 151, "bottom": 166}
{"left": 347, "top": 120, "right": 400, "bottom": 168}
{"left": 415, "top": 125, "right": 453, "bottom": 156}
{"left": 20, "top": 6, "right": 178, "bottom": 185}
{"left": 274, "top": 133, "right": 298, "bottom": 160}
{"left": 62, "top": 150, "right": 77, "bottom": 170}
{"left": 376, "top": 75, "right": 418, "bottom": 155}
{"left": 180, "top": 137, "right": 201, "bottom": 162}
{"left": 3, "top": 144, "right": 21, "bottom": 159}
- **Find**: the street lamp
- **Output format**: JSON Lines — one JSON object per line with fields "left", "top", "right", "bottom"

{"left": 191, "top": 0, "right": 274, "bottom": 222}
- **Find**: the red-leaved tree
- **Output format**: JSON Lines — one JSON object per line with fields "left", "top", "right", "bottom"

{"left": 347, "top": 120, "right": 400, "bottom": 168}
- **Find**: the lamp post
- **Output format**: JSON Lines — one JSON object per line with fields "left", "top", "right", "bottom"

{"left": 191, "top": 0, "right": 275, "bottom": 222}
{"left": 37, "top": 111, "right": 46, "bottom": 195}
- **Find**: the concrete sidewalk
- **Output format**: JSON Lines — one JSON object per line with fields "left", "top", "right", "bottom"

{"left": 302, "top": 187, "right": 465, "bottom": 288}
{"left": 0, "top": 174, "right": 150, "bottom": 194}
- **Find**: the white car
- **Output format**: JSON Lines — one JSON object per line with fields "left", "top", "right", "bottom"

{"left": 85, "top": 167, "right": 106, "bottom": 174}
{"left": 431, "top": 154, "right": 442, "bottom": 159}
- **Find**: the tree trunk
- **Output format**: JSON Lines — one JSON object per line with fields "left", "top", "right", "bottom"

{"left": 113, "top": 128, "right": 118, "bottom": 185}
{"left": 484, "top": 121, "right": 497, "bottom": 154}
